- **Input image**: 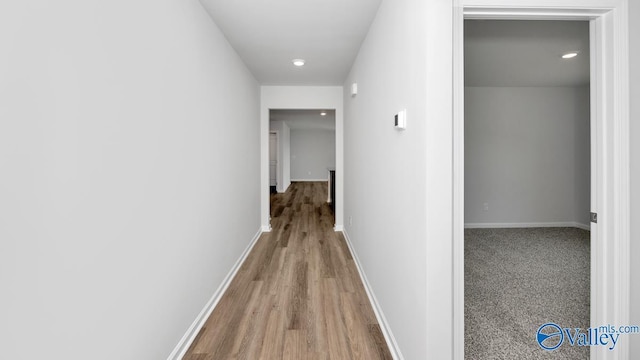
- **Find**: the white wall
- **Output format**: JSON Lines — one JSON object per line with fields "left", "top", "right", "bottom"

{"left": 269, "top": 120, "right": 291, "bottom": 192}
{"left": 343, "top": 0, "right": 453, "bottom": 358}
{"left": 0, "top": 2, "right": 260, "bottom": 360}
{"left": 629, "top": 1, "right": 640, "bottom": 358}
{"left": 290, "top": 129, "right": 336, "bottom": 181}
{"left": 261, "top": 86, "right": 344, "bottom": 229}
{"left": 465, "top": 86, "right": 590, "bottom": 227}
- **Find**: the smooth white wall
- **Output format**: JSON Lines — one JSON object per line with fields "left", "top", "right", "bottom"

{"left": 269, "top": 120, "right": 291, "bottom": 192}
{"left": 629, "top": 1, "right": 640, "bottom": 358}
{"left": 465, "top": 86, "right": 590, "bottom": 227}
{"left": 0, "top": 2, "right": 260, "bottom": 359}
{"left": 343, "top": 0, "right": 453, "bottom": 358}
{"left": 290, "top": 129, "right": 336, "bottom": 181}
{"left": 261, "top": 86, "right": 344, "bottom": 229}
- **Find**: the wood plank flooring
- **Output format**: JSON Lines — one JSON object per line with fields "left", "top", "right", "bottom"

{"left": 183, "top": 182, "right": 393, "bottom": 360}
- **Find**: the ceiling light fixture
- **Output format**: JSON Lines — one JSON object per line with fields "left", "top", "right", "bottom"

{"left": 320, "top": 112, "right": 327, "bottom": 116}
{"left": 292, "top": 59, "right": 305, "bottom": 67}
{"left": 562, "top": 52, "right": 579, "bottom": 59}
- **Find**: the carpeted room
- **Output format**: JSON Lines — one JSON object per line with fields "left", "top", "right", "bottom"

{"left": 464, "top": 20, "right": 592, "bottom": 359}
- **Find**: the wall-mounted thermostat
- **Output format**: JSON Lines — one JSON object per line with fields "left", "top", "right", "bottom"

{"left": 394, "top": 109, "right": 406, "bottom": 130}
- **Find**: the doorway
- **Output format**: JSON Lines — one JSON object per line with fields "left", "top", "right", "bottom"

{"left": 268, "top": 109, "right": 337, "bottom": 222}
{"left": 269, "top": 132, "right": 278, "bottom": 194}
{"left": 452, "top": 3, "right": 630, "bottom": 360}
{"left": 463, "top": 19, "right": 591, "bottom": 358}
{"left": 260, "top": 86, "right": 344, "bottom": 232}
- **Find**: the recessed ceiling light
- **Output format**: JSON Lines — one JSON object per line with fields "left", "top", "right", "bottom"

{"left": 292, "top": 59, "right": 305, "bottom": 67}
{"left": 562, "top": 52, "right": 579, "bottom": 59}
{"left": 320, "top": 112, "right": 327, "bottom": 116}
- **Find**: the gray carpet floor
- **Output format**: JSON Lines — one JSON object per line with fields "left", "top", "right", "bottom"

{"left": 465, "top": 227, "right": 590, "bottom": 359}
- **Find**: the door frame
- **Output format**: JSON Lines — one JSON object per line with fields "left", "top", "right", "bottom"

{"left": 452, "top": 1, "right": 629, "bottom": 359}
{"left": 260, "top": 86, "right": 344, "bottom": 232}
{"left": 269, "top": 130, "right": 280, "bottom": 191}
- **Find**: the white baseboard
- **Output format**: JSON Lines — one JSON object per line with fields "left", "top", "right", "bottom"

{"left": 333, "top": 224, "right": 344, "bottom": 232}
{"left": 276, "top": 182, "right": 291, "bottom": 193}
{"left": 464, "top": 222, "right": 591, "bottom": 231}
{"left": 341, "top": 230, "right": 404, "bottom": 360}
{"left": 572, "top": 222, "right": 591, "bottom": 231}
{"left": 261, "top": 225, "right": 272, "bottom": 232}
{"left": 167, "top": 228, "right": 264, "bottom": 360}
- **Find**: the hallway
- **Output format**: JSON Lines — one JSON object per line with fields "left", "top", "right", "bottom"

{"left": 184, "top": 182, "right": 392, "bottom": 360}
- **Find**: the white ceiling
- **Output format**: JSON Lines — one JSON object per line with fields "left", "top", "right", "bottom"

{"left": 270, "top": 109, "right": 335, "bottom": 131}
{"left": 200, "top": 0, "right": 383, "bottom": 85}
{"left": 465, "top": 20, "right": 590, "bottom": 87}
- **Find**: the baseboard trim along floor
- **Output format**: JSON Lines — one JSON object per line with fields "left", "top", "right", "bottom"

{"left": 341, "top": 229, "right": 404, "bottom": 360}
{"left": 167, "top": 227, "right": 263, "bottom": 360}
{"left": 464, "top": 222, "right": 590, "bottom": 231}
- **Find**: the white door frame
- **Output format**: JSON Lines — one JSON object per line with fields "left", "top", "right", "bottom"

{"left": 260, "top": 86, "right": 344, "bottom": 232}
{"left": 269, "top": 130, "right": 280, "bottom": 190}
{"left": 452, "top": 1, "right": 629, "bottom": 360}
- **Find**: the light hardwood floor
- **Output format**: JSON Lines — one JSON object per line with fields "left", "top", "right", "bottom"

{"left": 183, "top": 181, "right": 392, "bottom": 360}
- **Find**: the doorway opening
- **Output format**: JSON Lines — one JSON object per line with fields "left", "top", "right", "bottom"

{"left": 260, "top": 87, "right": 344, "bottom": 232}
{"left": 268, "top": 109, "right": 337, "bottom": 223}
{"left": 463, "top": 19, "right": 591, "bottom": 358}
{"left": 452, "top": 4, "right": 630, "bottom": 360}
{"left": 269, "top": 131, "right": 278, "bottom": 194}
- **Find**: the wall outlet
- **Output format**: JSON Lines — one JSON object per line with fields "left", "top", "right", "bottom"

{"left": 308, "top": 171, "right": 311, "bottom": 175}
{"left": 349, "top": 216, "right": 353, "bottom": 225}
{"left": 483, "top": 202, "right": 489, "bottom": 211}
